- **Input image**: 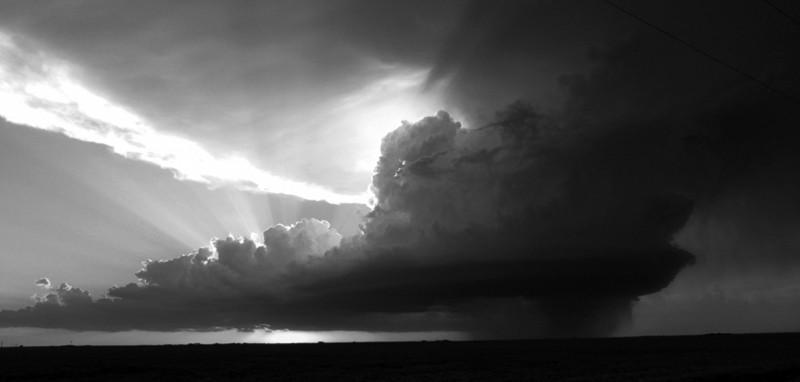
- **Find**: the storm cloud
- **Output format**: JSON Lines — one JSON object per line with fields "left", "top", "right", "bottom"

{"left": 0, "top": 40, "right": 704, "bottom": 335}
{"left": 2, "top": 1, "right": 799, "bottom": 338}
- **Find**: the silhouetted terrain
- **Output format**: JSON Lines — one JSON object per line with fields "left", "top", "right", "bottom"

{"left": 2, "top": 333, "right": 800, "bottom": 381}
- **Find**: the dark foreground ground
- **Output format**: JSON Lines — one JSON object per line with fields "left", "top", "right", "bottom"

{"left": 2, "top": 333, "right": 799, "bottom": 381}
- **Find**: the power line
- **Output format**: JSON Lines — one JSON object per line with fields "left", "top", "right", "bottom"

{"left": 764, "top": 0, "right": 800, "bottom": 28}
{"left": 600, "top": 0, "right": 800, "bottom": 107}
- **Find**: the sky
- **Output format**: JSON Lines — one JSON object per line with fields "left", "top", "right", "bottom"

{"left": 1, "top": 0, "right": 799, "bottom": 346}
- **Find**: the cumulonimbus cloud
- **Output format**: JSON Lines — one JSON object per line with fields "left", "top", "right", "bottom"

{"left": 0, "top": 106, "right": 695, "bottom": 336}
{"left": 3, "top": 33, "right": 799, "bottom": 338}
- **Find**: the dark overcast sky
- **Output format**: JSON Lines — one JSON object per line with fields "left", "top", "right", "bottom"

{"left": 1, "top": 0, "right": 799, "bottom": 345}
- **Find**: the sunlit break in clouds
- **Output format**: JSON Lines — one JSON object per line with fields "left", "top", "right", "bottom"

{"left": 335, "top": 68, "right": 450, "bottom": 174}
{"left": 0, "top": 31, "right": 444, "bottom": 205}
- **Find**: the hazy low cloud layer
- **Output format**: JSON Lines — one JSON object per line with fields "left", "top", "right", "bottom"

{"left": 3, "top": 3, "right": 800, "bottom": 337}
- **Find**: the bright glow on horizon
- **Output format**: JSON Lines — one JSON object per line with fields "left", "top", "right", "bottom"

{"left": 0, "top": 328, "right": 469, "bottom": 346}
{"left": 261, "top": 330, "right": 321, "bottom": 344}
{"left": 252, "top": 330, "right": 470, "bottom": 344}
{"left": 0, "top": 32, "right": 368, "bottom": 205}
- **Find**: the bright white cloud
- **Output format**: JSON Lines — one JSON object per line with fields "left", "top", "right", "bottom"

{"left": 0, "top": 32, "right": 367, "bottom": 205}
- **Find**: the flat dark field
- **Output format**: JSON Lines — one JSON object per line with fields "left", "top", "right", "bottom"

{"left": 2, "top": 333, "right": 800, "bottom": 381}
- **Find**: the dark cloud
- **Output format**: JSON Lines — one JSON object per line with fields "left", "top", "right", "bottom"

{"left": 551, "top": 33, "right": 800, "bottom": 276}
{"left": 2, "top": 0, "right": 799, "bottom": 337}
{"left": 423, "top": 0, "right": 638, "bottom": 124}
{"left": 628, "top": 277, "right": 800, "bottom": 336}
